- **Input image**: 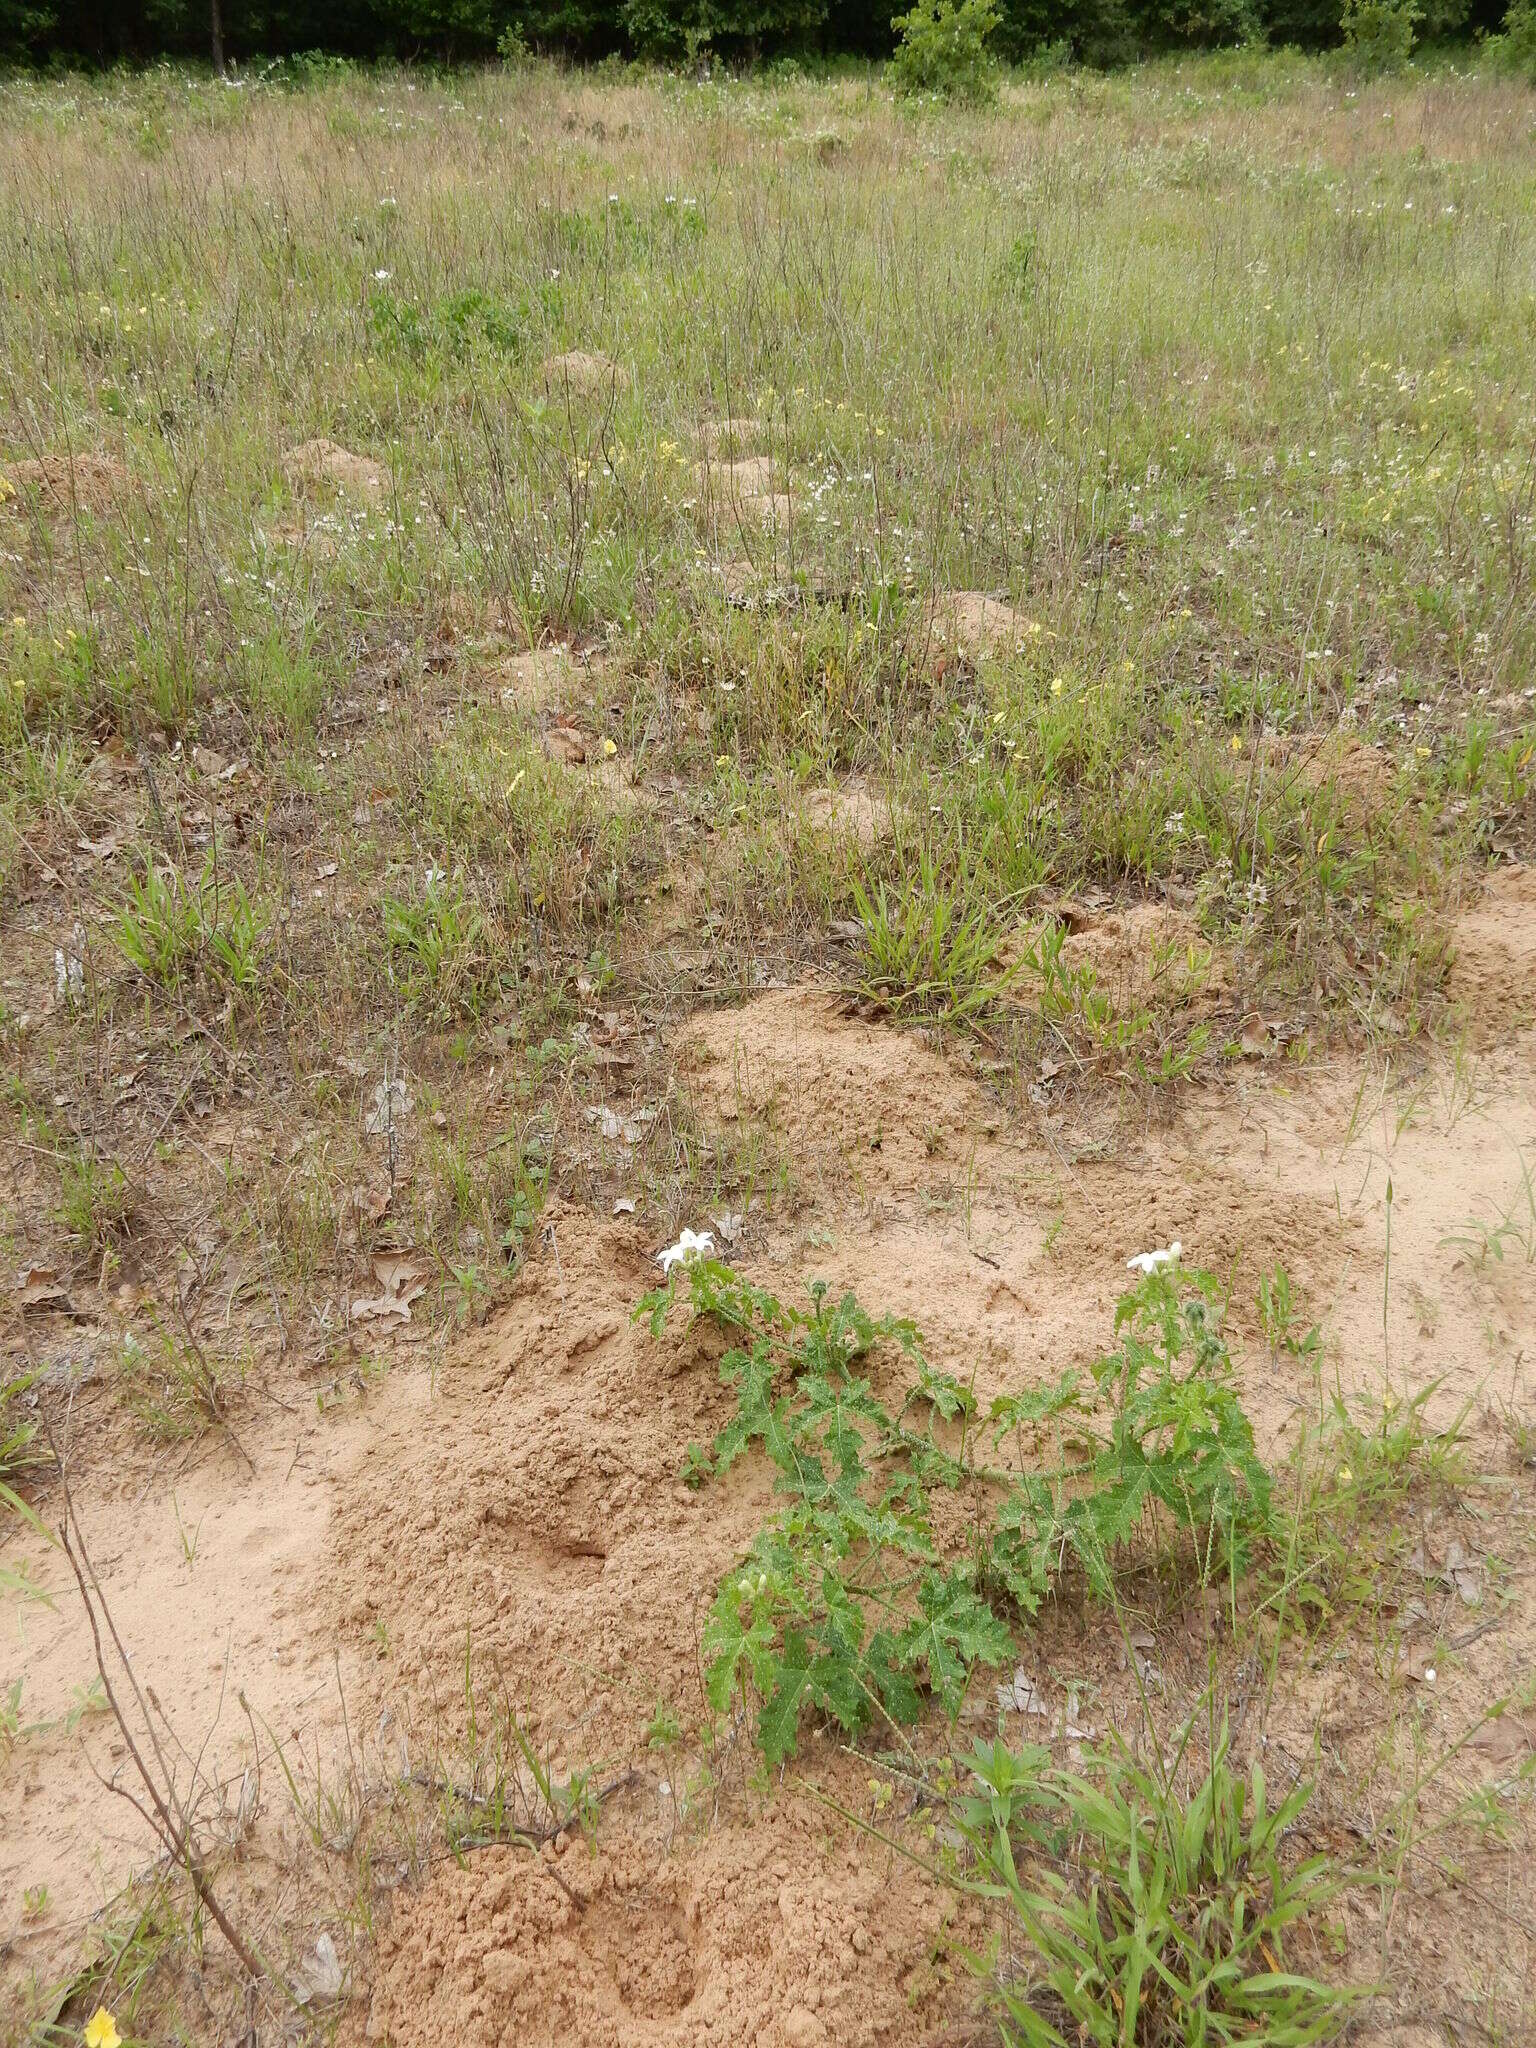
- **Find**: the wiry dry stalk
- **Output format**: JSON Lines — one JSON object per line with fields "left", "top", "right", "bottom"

{"left": 39, "top": 1406, "right": 266, "bottom": 1988}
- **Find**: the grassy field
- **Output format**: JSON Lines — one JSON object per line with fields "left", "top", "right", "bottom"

{"left": 2, "top": 50, "right": 1535, "bottom": 2048}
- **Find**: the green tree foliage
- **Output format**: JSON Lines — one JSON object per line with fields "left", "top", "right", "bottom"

{"left": 0, "top": 0, "right": 1510, "bottom": 61}
{"left": 888, "top": 0, "right": 1002, "bottom": 100}
{"left": 1492, "top": 0, "right": 1536, "bottom": 71}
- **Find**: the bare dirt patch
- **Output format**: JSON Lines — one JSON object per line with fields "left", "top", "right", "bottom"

{"left": 2, "top": 449, "right": 128, "bottom": 514}
{"left": 0, "top": 1398, "right": 374, "bottom": 1985}
{"left": 281, "top": 437, "right": 389, "bottom": 499}
{"left": 697, "top": 416, "right": 763, "bottom": 458}
{"left": 357, "top": 1799, "right": 971, "bottom": 2048}
{"left": 1445, "top": 859, "right": 1536, "bottom": 1045}
{"left": 927, "top": 592, "right": 1031, "bottom": 663}
{"left": 541, "top": 350, "right": 631, "bottom": 397}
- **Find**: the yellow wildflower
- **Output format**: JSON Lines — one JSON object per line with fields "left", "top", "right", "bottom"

{"left": 602, "top": 737, "right": 617, "bottom": 757}
{"left": 1230, "top": 734, "right": 1243, "bottom": 753}
{"left": 84, "top": 2011, "right": 121, "bottom": 2048}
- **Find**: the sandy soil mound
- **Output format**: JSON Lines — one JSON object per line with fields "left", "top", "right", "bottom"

{"left": 801, "top": 778, "right": 891, "bottom": 852}
{"left": 326, "top": 1211, "right": 772, "bottom": 1758}
{"left": 684, "top": 983, "right": 1534, "bottom": 1427}
{"left": 700, "top": 455, "right": 776, "bottom": 498}
{"left": 2, "top": 449, "right": 128, "bottom": 513}
{"left": 928, "top": 592, "right": 1029, "bottom": 662}
{"left": 1287, "top": 731, "right": 1396, "bottom": 819}
{"left": 695, "top": 453, "right": 793, "bottom": 536}
{"left": 492, "top": 643, "right": 610, "bottom": 710}
{"left": 542, "top": 350, "right": 630, "bottom": 397}
{"left": 1445, "top": 861, "right": 1536, "bottom": 1044}
{"left": 327, "top": 977, "right": 1535, "bottom": 2045}
{"left": 361, "top": 1807, "right": 967, "bottom": 2048}
{"left": 697, "top": 417, "right": 762, "bottom": 458}
{"left": 1055, "top": 899, "right": 1225, "bottom": 1016}
{"left": 282, "top": 437, "right": 388, "bottom": 499}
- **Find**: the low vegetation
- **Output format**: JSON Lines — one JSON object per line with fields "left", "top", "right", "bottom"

{"left": 2, "top": 48, "right": 1533, "bottom": 2048}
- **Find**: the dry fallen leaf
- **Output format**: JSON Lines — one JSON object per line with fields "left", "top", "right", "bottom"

{"left": 1239, "top": 1014, "right": 1275, "bottom": 1059}
{"left": 290, "top": 1932, "right": 345, "bottom": 2007}
{"left": 349, "top": 1248, "right": 430, "bottom": 1326}
{"left": 996, "top": 1668, "right": 1048, "bottom": 1717}
{"left": 365, "top": 1078, "right": 411, "bottom": 1137}
{"left": 16, "top": 1263, "right": 69, "bottom": 1311}
{"left": 544, "top": 723, "right": 588, "bottom": 766}
{"left": 1442, "top": 1537, "right": 1484, "bottom": 1607}
{"left": 1469, "top": 1711, "right": 1535, "bottom": 1765}
{"left": 584, "top": 1103, "right": 656, "bottom": 1147}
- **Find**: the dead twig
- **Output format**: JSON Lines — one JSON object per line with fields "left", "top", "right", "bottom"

{"left": 39, "top": 1406, "right": 266, "bottom": 1985}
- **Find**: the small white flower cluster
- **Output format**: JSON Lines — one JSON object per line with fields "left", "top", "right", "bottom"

{"left": 1126, "top": 1241, "right": 1181, "bottom": 1275}
{"left": 657, "top": 1227, "right": 714, "bottom": 1274}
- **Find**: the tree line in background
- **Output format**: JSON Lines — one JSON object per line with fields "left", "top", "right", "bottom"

{"left": 0, "top": 0, "right": 1528, "bottom": 87}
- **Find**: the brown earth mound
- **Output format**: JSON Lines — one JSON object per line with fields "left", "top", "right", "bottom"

{"left": 1055, "top": 899, "right": 1226, "bottom": 1017}
{"left": 359, "top": 1804, "right": 971, "bottom": 2048}
{"left": 542, "top": 350, "right": 631, "bottom": 398}
{"left": 697, "top": 417, "right": 763, "bottom": 458}
{"left": 928, "top": 592, "right": 1030, "bottom": 662}
{"left": 282, "top": 437, "right": 388, "bottom": 499}
{"left": 325, "top": 1210, "right": 771, "bottom": 1759}
{"left": 1445, "top": 861, "right": 1536, "bottom": 1045}
{"left": 2, "top": 449, "right": 128, "bottom": 514}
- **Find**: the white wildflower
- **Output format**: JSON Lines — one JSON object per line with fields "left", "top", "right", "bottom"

{"left": 1126, "top": 1241, "right": 1182, "bottom": 1275}
{"left": 658, "top": 1227, "right": 714, "bottom": 1273}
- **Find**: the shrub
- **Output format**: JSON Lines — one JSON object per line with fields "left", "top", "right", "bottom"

{"left": 620, "top": 0, "right": 829, "bottom": 58}
{"left": 1491, "top": 0, "right": 1536, "bottom": 76}
{"left": 1340, "top": 0, "right": 1419, "bottom": 69}
{"left": 889, "top": 0, "right": 1002, "bottom": 101}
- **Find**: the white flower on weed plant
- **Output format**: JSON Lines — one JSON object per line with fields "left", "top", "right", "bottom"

{"left": 658, "top": 1227, "right": 714, "bottom": 1274}
{"left": 1126, "top": 1241, "right": 1182, "bottom": 1275}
